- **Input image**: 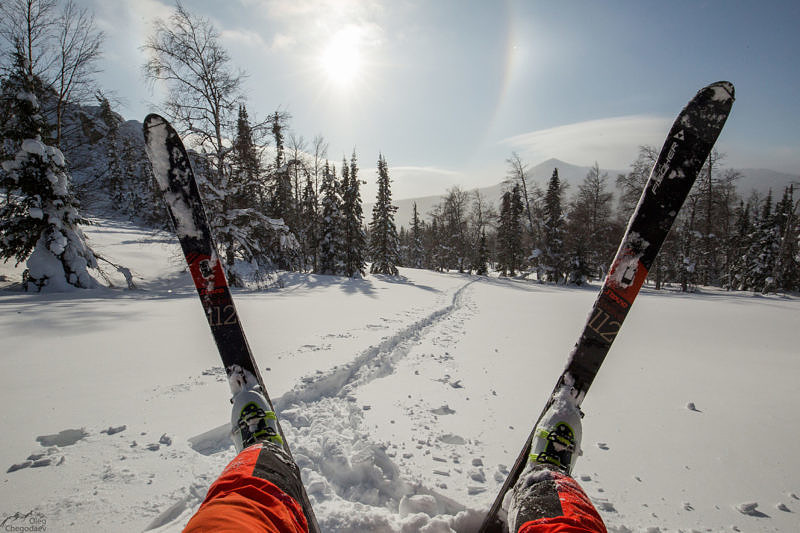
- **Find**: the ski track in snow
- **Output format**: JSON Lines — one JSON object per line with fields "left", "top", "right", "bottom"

{"left": 276, "top": 280, "right": 475, "bottom": 409}
{"left": 143, "top": 278, "right": 486, "bottom": 532}
{"left": 270, "top": 279, "right": 486, "bottom": 531}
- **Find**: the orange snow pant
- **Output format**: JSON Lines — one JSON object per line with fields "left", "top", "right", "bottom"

{"left": 516, "top": 467, "right": 607, "bottom": 533}
{"left": 183, "top": 444, "right": 604, "bottom": 533}
{"left": 183, "top": 443, "right": 308, "bottom": 533}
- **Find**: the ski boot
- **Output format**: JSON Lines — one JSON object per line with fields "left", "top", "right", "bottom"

{"left": 228, "top": 387, "right": 309, "bottom": 519}
{"left": 231, "top": 387, "right": 283, "bottom": 452}
{"left": 507, "top": 387, "right": 586, "bottom": 532}
{"left": 528, "top": 387, "right": 583, "bottom": 475}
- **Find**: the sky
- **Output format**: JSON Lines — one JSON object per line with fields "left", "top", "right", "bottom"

{"left": 77, "top": 0, "right": 799, "bottom": 200}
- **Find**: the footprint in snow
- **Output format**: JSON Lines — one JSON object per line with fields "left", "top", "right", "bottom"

{"left": 735, "top": 501, "right": 769, "bottom": 517}
{"left": 776, "top": 503, "right": 792, "bottom": 512}
{"left": 438, "top": 434, "right": 467, "bottom": 445}
{"left": 36, "top": 428, "right": 88, "bottom": 447}
{"left": 7, "top": 448, "right": 66, "bottom": 473}
{"left": 686, "top": 402, "right": 702, "bottom": 412}
{"left": 594, "top": 501, "right": 617, "bottom": 513}
{"left": 596, "top": 442, "right": 610, "bottom": 450}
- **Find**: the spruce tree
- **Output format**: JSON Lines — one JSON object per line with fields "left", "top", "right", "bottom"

{"left": 496, "top": 187, "right": 523, "bottom": 276}
{"left": 474, "top": 230, "right": 489, "bottom": 276}
{"left": 210, "top": 104, "right": 299, "bottom": 281}
{"left": 97, "top": 94, "right": 125, "bottom": 212}
{"left": 300, "top": 173, "right": 319, "bottom": 271}
{"left": 770, "top": 185, "right": 799, "bottom": 291}
{"left": 270, "top": 111, "right": 293, "bottom": 225}
{"left": 410, "top": 202, "right": 424, "bottom": 268}
{"left": 510, "top": 185, "right": 524, "bottom": 273}
{"left": 566, "top": 162, "right": 614, "bottom": 283}
{"left": 725, "top": 200, "right": 752, "bottom": 290}
{"left": 232, "top": 104, "right": 262, "bottom": 207}
{"left": 0, "top": 48, "right": 98, "bottom": 290}
{"left": 369, "top": 154, "right": 400, "bottom": 275}
{"left": 341, "top": 151, "right": 366, "bottom": 277}
{"left": 318, "top": 162, "right": 344, "bottom": 274}
{"left": 542, "top": 168, "right": 565, "bottom": 282}
{"left": 744, "top": 191, "right": 780, "bottom": 292}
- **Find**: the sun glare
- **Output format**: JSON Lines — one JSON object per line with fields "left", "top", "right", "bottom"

{"left": 320, "top": 29, "right": 363, "bottom": 85}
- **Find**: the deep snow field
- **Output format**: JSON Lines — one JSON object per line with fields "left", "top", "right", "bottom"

{"left": 1, "top": 219, "right": 798, "bottom": 533}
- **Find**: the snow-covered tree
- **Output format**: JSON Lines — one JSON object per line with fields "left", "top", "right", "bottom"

{"left": 565, "top": 162, "right": 615, "bottom": 283}
{"left": 369, "top": 154, "right": 399, "bottom": 275}
{"left": 540, "top": 168, "right": 566, "bottom": 282}
{"left": 496, "top": 185, "right": 523, "bottom": 276}
{"left": 0, "top": 48, "right": 98, "bottom": 290}
{"left": 341, "top": 151, "right": 366, "bottom": 277}
{"left": 318, "top": 162, "right": 344, "bottom": 275}
{"left": 215, "top": 104, "right": 298, "bottom": 280}
{"left": 505, "top": 152, "right": 538, "bottom": 246}
{"left": 409, "top": 202, "right": 424, "bottom": 269}
{"left": 95, "top": 94, "right": 125, "bottom": 211}
{"left": 771, "top": 185, "right": 799, "bottom": 291}
{"left": 743, "top": 191, "right": 781, "bottom": 292}
{"left": 270, "top": 111, "right": 293, "bottom": 224}
{"left": 723, "top": 199, "right": 750, "bottom": 290}
{"left": 299, "top": 172, "right": 319, "bottom": 271}
{"left": 474, "top": 230, "right": 489, "bottom": 276}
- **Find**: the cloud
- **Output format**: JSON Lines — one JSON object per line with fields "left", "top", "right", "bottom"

{"left": 502, "top": 115, "right": 672, "bottom": 169}
{"left": 120, "top": 0, "right": 173, "bottom": 28}
{"left": 249, "top": 0, "right": 386, "bottom": 52}
{"left": 220, "top": 28, "right": 269, "bottom": 49}
{"left": 270, "top": 33, "right": 296, "bottom": 51}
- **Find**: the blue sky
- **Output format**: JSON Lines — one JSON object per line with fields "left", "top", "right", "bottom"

{"left": 82, "top": 0, "right": 799, "bottom": 199}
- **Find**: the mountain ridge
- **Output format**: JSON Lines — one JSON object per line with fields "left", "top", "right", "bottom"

{"left": 378, "top": 158, "right": 797, "bottom": 229}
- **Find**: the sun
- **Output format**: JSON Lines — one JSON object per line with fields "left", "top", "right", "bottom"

{"left": 319, "top": 28, "right": 363, "bottom": 85}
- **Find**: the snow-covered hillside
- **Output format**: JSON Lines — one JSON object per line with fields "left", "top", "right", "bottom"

{"left": 1, "top": 220, "right": 798, "bottom": 532}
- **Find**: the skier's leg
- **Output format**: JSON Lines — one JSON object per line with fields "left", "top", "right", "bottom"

{"left": 508, "top": 463, "right": 606, "bottom": 533}
{"left": 507, "top": 386, "right": 606, "bottom": 533}
{"left": 183, "top": 442, "right": 308, "bottom": 533}
{"left": 184, "top": 388, "right": 308, "bottom": 532}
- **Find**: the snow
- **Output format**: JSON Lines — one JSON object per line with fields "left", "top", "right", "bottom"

{"left": 1, "top": 219, "right": 799, "bottom": 532}
{"left": 21, "top": 138, "right": 47, "bottom": 158}
{"left": 16, "top": 90, "right": 39, "bottom": 107}
{"left": 26, "top": 236, "right": 70, "bottom": 291}
{"left": 709, "top": 82, "right": 735, "bottom": 102}
{"left": 143, "top": 119, "right": 202, "bottom": 240}
{"left": 48, "top": 146, "right": 66, "bottom": 167}
{"left": 143, "top": 119, "right": 171, "bottom": 191}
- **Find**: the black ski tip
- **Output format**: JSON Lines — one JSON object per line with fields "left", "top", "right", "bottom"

{"left": 703, "top": 81, "right": 735, "bottom": 102}
{"left": 143, "top": 113, "right": 168, "bottom": 132}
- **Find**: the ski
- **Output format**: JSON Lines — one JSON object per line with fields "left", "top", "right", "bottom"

{"left": 479, "top": 81, "right": 735, "bottom": 533}
{"left": 142, "top": 114, "right": 321, "bottom": 533}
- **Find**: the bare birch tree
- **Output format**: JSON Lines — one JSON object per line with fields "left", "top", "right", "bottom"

{"left": 1, "top": 0, "right": 104, "bottom": 147}
{"left": 142, "top": 1, "right": 243, "bottom": 182}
